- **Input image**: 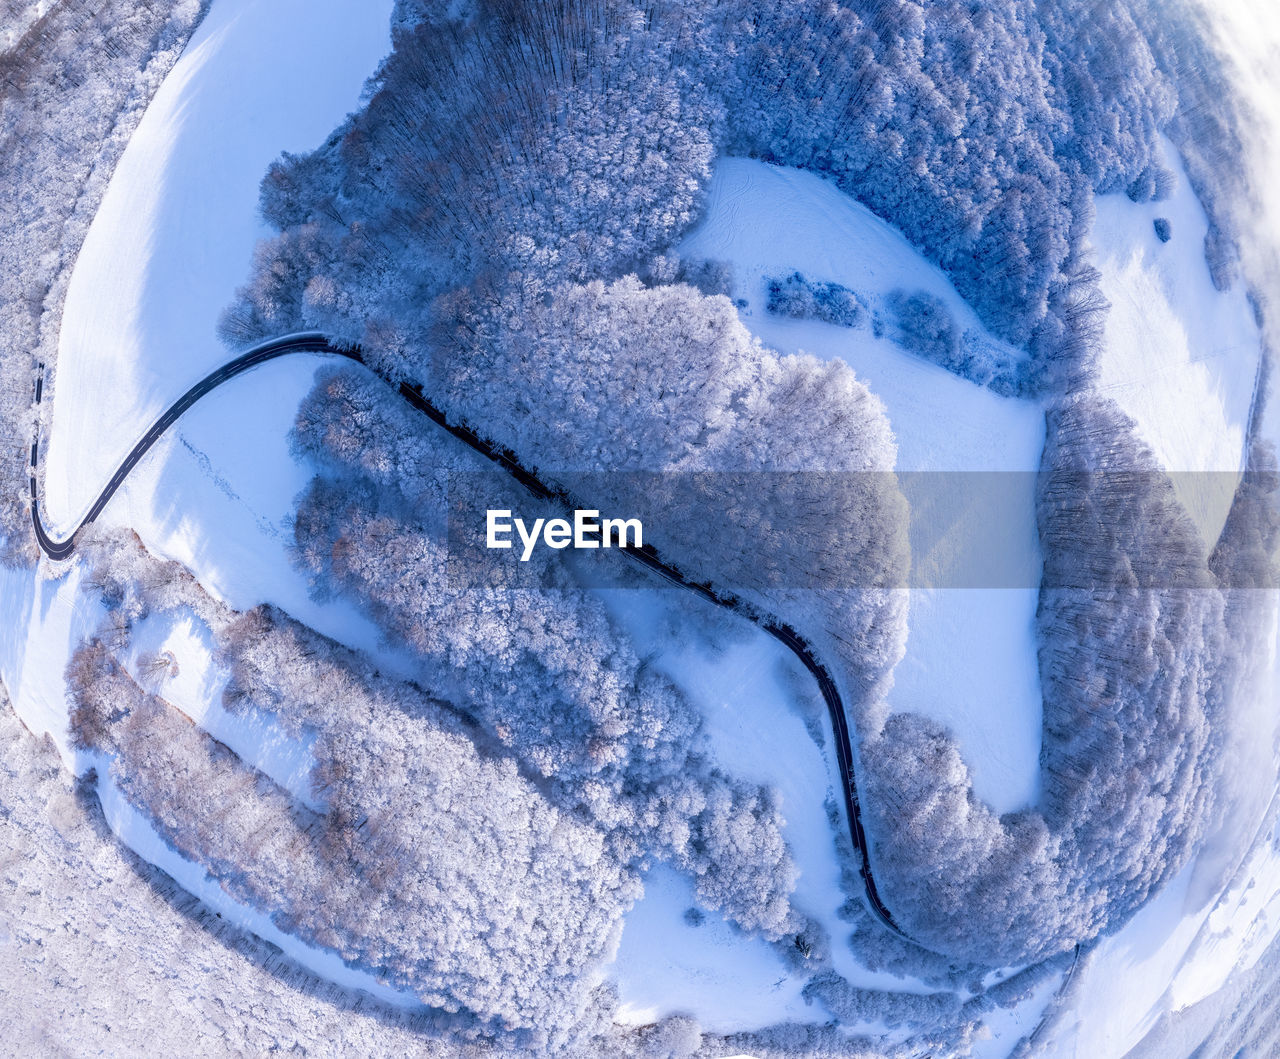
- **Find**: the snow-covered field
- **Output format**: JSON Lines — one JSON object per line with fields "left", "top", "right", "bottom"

{"left": 1041, "top": 791, "right": 1280, "bottom": 1057}
{"left": 1091, "top": 136, "right": 1262, "bottom": 548}
{"left": 610, "top": 863, "right": 816, "bottom": 1032}
{"left": 44, "top": 0, "right": 393, "bottom": 535}
{"left": 13, "top": 0, "right": 397, "bottom": 737}
{"left": 681, "top": 158, "right": 1046, "bottom": 813}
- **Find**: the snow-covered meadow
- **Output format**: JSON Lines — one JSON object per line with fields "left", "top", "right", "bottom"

{"left": 44, "top": 0, "right": 393, "bottom": 535}
{"left": 681, "top": 157, "right": 1048, "bottom": 813}
{"left": 1091, "top": 136, "right": 1261, "bottom": 548}
{"left": 0, "top": 0, "right": 413, "bottom": 1006}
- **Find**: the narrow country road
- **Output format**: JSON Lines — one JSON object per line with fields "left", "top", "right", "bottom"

{"left": 29, "top": 331, "right": 906, "bottom": 938}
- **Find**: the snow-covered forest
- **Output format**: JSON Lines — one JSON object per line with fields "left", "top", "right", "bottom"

{"left": 4, "top": 0, "right": 1280, "bottom": 1054}
{"left": 220, "top": 0, "right": 1279, "bottom": 941}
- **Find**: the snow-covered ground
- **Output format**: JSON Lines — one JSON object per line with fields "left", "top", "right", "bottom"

{"left": 9, "top": 0, "right": 397, "bottom": 749}
{"left": 1091, "top": 136, "right": 1263, "bottom": 548}
{"left": 610, "top": 863, "right": 817, "bottom": 1033}
{"left": 117, "top": 606, "right": 320, "bottom": 810}
{"left": 681, "top": 158, "right": 1046, "bottom": 813}
{"left": 17, "top": 0, "right": 1276, "bottom": 1050}
{"left": 44, "top": 0, "right": 393, "bottom": 535}
{"left": 1041, "top": 797, "right": 1280, "bottom": 1057}
{"left": 600, "top": 589, "right": 974, "bottom": 1034}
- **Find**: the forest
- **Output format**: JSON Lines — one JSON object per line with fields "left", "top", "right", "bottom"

{"left": 3, "top": 0, "right": 1276, "bottom": 1053}
{"left": 218, "top": 0, "right": 1222, "bottom": 396}
{"left": 212, "top": 0, "right": 1280, "bottom": 978}
{"left": 63, "top": 528, "right": 810, "bottom": 1047}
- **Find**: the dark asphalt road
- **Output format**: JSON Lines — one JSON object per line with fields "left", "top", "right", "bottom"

{"left": 30, "top": 331, "right": 905, "bottom": 937}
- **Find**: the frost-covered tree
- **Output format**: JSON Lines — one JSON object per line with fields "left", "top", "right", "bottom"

{"left": 856, "top": 396, "right": 1261, "bottom": 964}
{"left": 220, "top": 0, "right": 717, "bottom": 373}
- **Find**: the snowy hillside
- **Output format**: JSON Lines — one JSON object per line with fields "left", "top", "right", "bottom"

{"left": 6, "top": 0, "right": 396, "bottom": 755}
{"left": 1091, "top": 136, "right": 1263, "bottom": 549}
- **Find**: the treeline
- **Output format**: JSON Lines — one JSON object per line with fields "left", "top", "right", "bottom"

{"left": 68, "top": 533, "right": 637, "bottom": 1048}
{"left": 219, "top": 0, "right": 719, "bottom": 375}
{"left": 221, "top": 0, "right": 1238, "bottom": 393}
{"left": 855, "top": 395, "right": 1278, "bottom": 964}
{"left": 763, "top": 272, "right": 1032, "bottom": 395}
{"left": 0, "top": 0, "right": 208, "bottom": 563}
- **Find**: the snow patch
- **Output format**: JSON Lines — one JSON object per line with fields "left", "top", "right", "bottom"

{"left": 1091, "top": 136, "right": 1263, "bottom": 548}
{"left": 609, "top": 863, "right": 820, "bottom": 1034}
{"left": 116, "top": 606, "right": 321, "bottom": 810}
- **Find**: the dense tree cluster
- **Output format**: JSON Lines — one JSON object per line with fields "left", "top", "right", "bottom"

{"left": 221, "top": 0, "right": 1241, "bottom": 395}
{"left": 434, "top": 279, "right": 905, "bottom": 585}
{"left": 884, "top": 288, "right": 1030, "bottom": 393}
{"left": 855, "top": 397, "right": 1279, "bottom": 964}
{"left": 766, "top": 272, "right": 867, "bottom": 330}
{"left": 292, "top": 364, "right": 803, "bottom": 941}
{"left": 423, "top": 277, "right": 910, "bottom": 729}
{"left": 884, "top": 291, "right": 959, "bottom": 367}
{"left": 0, "top": 0, "right": 207, "bottom": 562}
{"left": 1034, "top": 0, "right": 1176, "bottom": 200}
{"left": 67, "top": 555, "right": 636, "bottom": 1047}
{"left": 219, "top": 0, "right": 718, "bottom": 373}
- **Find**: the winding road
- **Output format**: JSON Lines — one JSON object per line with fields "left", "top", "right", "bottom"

{"left": 29, "top": 331, "right": 905, "bottom": 937}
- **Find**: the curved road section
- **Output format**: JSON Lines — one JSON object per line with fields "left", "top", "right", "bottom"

{"left": 30, "top": 331, "right": 906, "bottom": 938}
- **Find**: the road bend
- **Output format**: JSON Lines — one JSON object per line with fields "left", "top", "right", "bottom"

{"left": 30, "top": 331, "right": 906, "bottom": 938}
